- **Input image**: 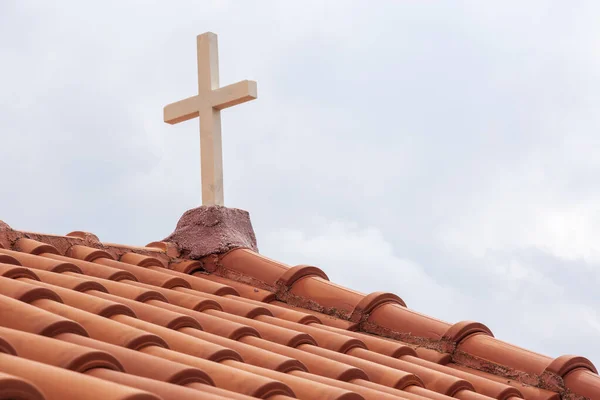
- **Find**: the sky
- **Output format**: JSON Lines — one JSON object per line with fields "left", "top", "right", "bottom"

{"left": 1, "top": 1, "right": 600, "bottom": 366}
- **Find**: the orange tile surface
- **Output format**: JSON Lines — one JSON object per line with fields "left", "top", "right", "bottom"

{"left": 0, "top": 225, "right": 597, "bottom": 400}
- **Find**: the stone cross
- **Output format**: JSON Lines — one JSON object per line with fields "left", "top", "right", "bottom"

{"left": 163, "top": 32, "right": 257, "bottom": 206}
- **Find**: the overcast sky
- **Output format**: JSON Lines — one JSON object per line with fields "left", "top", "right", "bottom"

{"left": 1, "top": 1, "right": 600, "bottom": 367}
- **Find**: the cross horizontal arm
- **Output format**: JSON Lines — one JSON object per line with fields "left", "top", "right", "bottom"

{"left": 163, "top": 96, "right": 202, "bottom": 125}
{"left": 211, "top": 80, "right": 257, "bottom": 110}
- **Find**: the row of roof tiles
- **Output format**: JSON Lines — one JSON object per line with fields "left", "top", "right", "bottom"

{"left": 0, "top": 222, "right": 597, "bottom": 399}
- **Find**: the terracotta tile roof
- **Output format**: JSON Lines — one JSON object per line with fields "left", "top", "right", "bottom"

{"left": 0, "top": 222, "right": 598, "bottom": 400}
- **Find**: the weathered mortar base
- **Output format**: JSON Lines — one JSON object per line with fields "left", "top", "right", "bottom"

{"left": 163, "top": 205, "right": 258, "bottom": 259}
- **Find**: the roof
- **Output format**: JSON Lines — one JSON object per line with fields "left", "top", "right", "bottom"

{"left": 0, "top": 219, "right": 598, "bottom": 400}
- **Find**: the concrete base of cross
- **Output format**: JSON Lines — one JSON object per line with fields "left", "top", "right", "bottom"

{"left": 163, "top": 205, "right": 258, "bottom": 259}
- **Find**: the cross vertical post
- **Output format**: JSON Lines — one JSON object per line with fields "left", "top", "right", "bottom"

{"left": 163, "top": 32, "right": 257, "bottom": 206}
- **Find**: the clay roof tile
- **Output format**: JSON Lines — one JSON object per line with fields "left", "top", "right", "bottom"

{"left": 145, "top": 241, "right": 180, "bottom": 257}
{"left": 183, "top": 382, "right": 259, "bottom": 400}
{"left": 0, "top": 294, "right": 87, "bottom": 337}
{"left": 0, "top": 249, "right": 81, "bottom": 273}
{"left": 65, "top": 230, "right": 100, "bottom": 241}
{"left": 0, "top": 336, "right": 16, "bottom": 356}
{"left": 169, "top": 259, "right": 204, "bottom": 274}
{"left": 90, "top": 290, "right": 201, "bottom": 330}
{"left": 457, "top": 334, "right": 554, "bottom": 377}
{"left": 219, "top": 249, "right": 290, "bottom": 286}
{"left": 206, "top": 309, "right": 316, "bottom": 346}
{"left": 0, "top": 254, "right": 21, "bottom": 265}
{"left": 22, "top": 279, "right": 135, "bottom": 318}
{"left": 180, "top": 326, "right": 307, "bottom": 373}
{"left": 404, "top": 355, "right": 523, "bottom": 399}
{"left": 270, "top": 301, "right": 354, "bottom": 328}
{"left": 14, "top": 238, "right": 60, "bottom": 255}
{"left": 544, "top": 354, "right": 597, "bottom": 377}
{"left": 312, "top": 324, "right": 416, "bottom": 358}
{"left": 240, "top": 335, "right": 368, "bottom": 382}
{"left": 32, "top": 299, "right": 166, "bottom": 350}
{"left": 235, "top": 297, "right": 321, "bottom": 324}
{"left": 347, "top": 346, "right": 473, "bottom": 395}
{"left": 198, "top": 273, "right": 277, "bottom": 301}
{"left": 58, "top": 333, "right": 214, "bottom": 386}
{"left": 0, "top": 275, "right": 62, "bottom": 303}
{"left": 0, "top": 263, "right": 39, "bottom": 280}
{"left": 43, "top": 253, "right": 137, "bottom": 281}
{"left": 65, "top": 274, "right": 167, "bottom": 302}
{"left": 0, "top": 327, "right": 123, "bottom": 373}
{"left": 141, "top": 345, "right": 293, "bottom": 398}
{"left": 119, "top": 253, "right": 166, "bottom": 268}
{"left": 66, "top": 245, "right": 113, "bottom": 262}
{"left": 174, "top": 288, "right": 272, "bottom": 318}
{"left": 0, "top": 352, "right": 161, "bottom": 400}
{"left": 367, "top": 302, "right": 452, "bottom": 342}
{"left": 448, "top": 363, "right": 560, "bottom": 400}
{"left": 125, "top": 280, "right": 220, "bottom": 310}
{"left": 150, "top": 301, "right": 259, "bottom": 339}
{"left": 94, "top": 258, "right": 190, "bottom": 288}
{"left": 31, "top": 269, "right": 107, "bottom": 292}
{"left": 85, "top": 368, "right": 230, "bottom": 400}
{"left": 256, "top": 315, "right": 365, "bottom": 353}
{"left": 111, "top": 315, "right": 242, "bottom": 362}
{"left": 0, "top": 371, "right": 45, "bottom": 400}
{"left": 563, "top": 368, "right": 600, "bottom": 400}
{"left": 276, "top": 264, "right": 329, "bottom": 288}
{"left": 156, "top": 267, "right": 238, "bottom": 296}
{"left": 301, "top": 344, "right": 424, "bottom": 390}
{"left": 228, "top": 360, "right": 362, "bottom": 400}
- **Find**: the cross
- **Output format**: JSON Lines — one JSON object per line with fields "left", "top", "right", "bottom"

{"left": 163, "top": 32, "right": 257, "bottom": 206}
